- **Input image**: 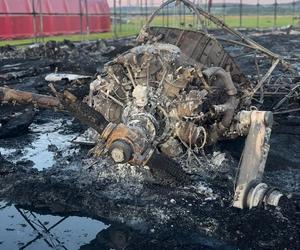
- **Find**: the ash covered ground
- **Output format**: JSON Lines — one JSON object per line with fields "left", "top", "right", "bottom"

{"left": 0, "top": 31, "right": 299, "bottom": 249}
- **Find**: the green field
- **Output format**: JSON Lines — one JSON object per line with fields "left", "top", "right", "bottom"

{"left": 0, "top": 15, "right": 297, "bottom": 47}
{"left": 143, "top": 14, "right": 297, "bottom": 28}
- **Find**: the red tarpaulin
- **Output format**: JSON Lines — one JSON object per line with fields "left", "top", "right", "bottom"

{"left": 0, "top": 0, "right": 111, "bottom": 40}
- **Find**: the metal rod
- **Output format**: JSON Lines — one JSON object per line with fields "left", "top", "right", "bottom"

{"left": 39, "top": 0, "right": 44, "bottom": 42}
{"left": 239, "top": 0, "right": 242, "bottom": 28}
{"left": 222, "top": 0, "right": 226, "bottom": 23}
{"left": 85, "top": 0, "right": 90, "bottom": 37}
{"left": 32, "top": 0, "right": 37, "bottom": 43}
{"left": 253, "top": 58, "right": 280, "bottom": 94}
{"left": 292, "top": 0, "right": 296, "bottom": 25}
{"left": 257, "top": 0, "right": 260, "bottom": 28}
{"left": 274, "top": 0, "right": 278, "bottom": 28}
{"left": 119, "top": 0, "right": 122, "bottom": 32}
{"left": 274, "top": 108, "right": 300, "bottom": 115}
{"left": 113, "top": 0, "right": 117, "bottom": 37}
{"left": 79, "top": 0, "right": 83, "bottom": 40}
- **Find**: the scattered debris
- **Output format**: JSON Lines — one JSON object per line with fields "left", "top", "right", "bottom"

{"left": 0, "top": 0, "right": 299, "bottom": 249}
{"left": 2, "top": 0, "right": 298, "bottom": 210}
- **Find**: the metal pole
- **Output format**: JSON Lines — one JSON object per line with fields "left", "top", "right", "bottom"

{"left": 119, "top": 0, "right": 122, "bottom": 32}
{"left": 79, "top": 0, "right": 83, "bottom": 40}
{"left": 222, "top": 0, "right": 226, "bottom": 23}
{"left": 274, "top": 0, "right": 278, "bottom": 28}
{"left": 127, "top": 0, "right": 130, "bottom": 34}
{"left": 183, "top": 2, "right": 186, "bottom": 27}
{"left": 256, "top": 0, "right": 260, "bottom": 28}
{"left": 32, "top": 0, "right": 37, "bottom": 43}
{"left": 85, "top": 0, "right": 90, "bottom": 37}
{"left": 113, "top": 0, "right": 117, "bottom": 38}
{"left": 179, "top": 1, "right": 182, "bottom": 27}
{"left": 193, "top": 0, "right": 196, "bottom": 28}
{"left": 162, "top": 0, "right": 165, "bottom": 26}
{"left": 145, "top": 0, "right": 148, "bottom": 21}
{"left": 205, "top": 0, "right": 208, "bottom": 27}
{"left": 292, "top": 0, "right": 296, "bottom": 25}
{"left": 140, "top": 0, "right": 143, "bottom": 29}
{"left": 167, "top": 0, "right": 169, "bottom": 27}
{"left": 239, "top": 0, "right": 242, "bottom": 28}
{"left": 39, "top": 0, "right": 44, "bottom": 42}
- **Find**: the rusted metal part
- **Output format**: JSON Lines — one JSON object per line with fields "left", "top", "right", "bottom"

{"left": 0, "top": 87, "right": 60, "bottom": 109}
{"left": 103, "top": 123, "right": 153, "bottom": 166}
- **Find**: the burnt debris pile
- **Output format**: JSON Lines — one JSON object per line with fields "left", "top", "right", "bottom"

{"left": 1, "top": 2, "right": 300, "bottom": 247}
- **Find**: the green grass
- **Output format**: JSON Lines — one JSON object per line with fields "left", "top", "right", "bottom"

{"left": 145, "top": 14, "right": 297, "bottom": 29}
{"left": 0, "top": 30, "right": 139, "bottom": 47}
{"left": 220, "top": 15, "right": 296, "bottom": 28}
{"left": 0, "top": 15, "right": 297, "bottom": 47}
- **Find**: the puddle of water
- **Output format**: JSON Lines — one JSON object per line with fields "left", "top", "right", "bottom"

{"left": 0, "top": 119, "right": 79, "bottom": 171}
{"left": 0, "top": 201, "right": 108, "bottom": 250}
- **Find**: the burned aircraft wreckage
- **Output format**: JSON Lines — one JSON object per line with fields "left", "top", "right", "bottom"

{"left": 0, "top": 0, "right": 299, "bottom": 211}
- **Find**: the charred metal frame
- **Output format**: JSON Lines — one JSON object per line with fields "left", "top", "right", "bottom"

{"left": 142, "top": 0, "right": 297, "bottom": 97}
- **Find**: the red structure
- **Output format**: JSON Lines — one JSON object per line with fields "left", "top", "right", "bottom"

{"left": 0, "top": 0, "right": 111, "bottom": 40}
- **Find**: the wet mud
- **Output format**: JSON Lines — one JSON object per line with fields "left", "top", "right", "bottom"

{"left": 0, "top": 34, "right": 299, "bottom": 249}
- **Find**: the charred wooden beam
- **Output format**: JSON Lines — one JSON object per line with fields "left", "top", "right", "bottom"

{"left": 0, "top": 87, "right": 60, "bottom": 109}
{"left": 58, "top": 90, "right": 109, "bottom": 134}
{"left": 0, "top": 86, "right": 109, "bottom": 135}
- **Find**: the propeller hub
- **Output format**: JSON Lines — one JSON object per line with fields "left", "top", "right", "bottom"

{"left": 103, "top": 122, "right": 154, "bottom": 166}
{"left": 109, "top": 140, "right": 133, "bottom": 164}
